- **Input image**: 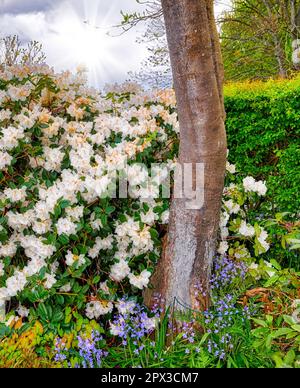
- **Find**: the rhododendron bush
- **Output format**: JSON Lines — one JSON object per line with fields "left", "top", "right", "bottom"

{"left": 0, "top": 65, "right": 275, "bottom": 326}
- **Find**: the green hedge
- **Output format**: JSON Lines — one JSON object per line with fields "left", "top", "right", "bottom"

{"left": 224, "top": 78, "right": 300, "bottom": 212}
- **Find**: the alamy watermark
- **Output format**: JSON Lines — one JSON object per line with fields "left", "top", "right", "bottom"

{"left": 99, "top": 161, "right": 205, "bottom": 210}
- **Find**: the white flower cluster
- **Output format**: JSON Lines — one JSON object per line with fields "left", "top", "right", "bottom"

{"left": 218, "top": 162, "right": 270, "bottom": 258}
{"left": 86, "top": 300, "right": 114, "bottom": 319}
{"left": 243, "top": 176, "right": 267, "bottom": 196}
{"left": 0, "top": 64, "right": 178, "bottom": 321}
{"left": 239, "top": 221, "right": 255, "bottom": 237}
{"left": 128, "top": 270, "right": 152, "bottom": 290}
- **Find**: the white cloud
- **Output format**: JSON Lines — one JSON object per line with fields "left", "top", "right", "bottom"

{"left": 0, "top": 0, "right": 56, "bottom": 14}
{"left": 0, "top": 0, "right": 148, "bottom": 87}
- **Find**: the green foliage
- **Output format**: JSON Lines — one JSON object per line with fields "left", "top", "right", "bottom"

{"left": 0, "top": 321, "right": 56, "bottom": 368}
{"left": 224, "top": 77, "right": 300, "bottom": 213}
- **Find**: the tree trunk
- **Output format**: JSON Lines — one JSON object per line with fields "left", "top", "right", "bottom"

{"left": 261, "top": 0, "right": 288, "bottom": 77}
{"left": 274, "top": 36, "right": 288, "bottom": 77}
{"left": 144, "top": 0, "right": 227, "bottom": 311}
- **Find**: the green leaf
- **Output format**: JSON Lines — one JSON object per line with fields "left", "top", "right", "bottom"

{"left": 0, "top": 323, "right": 11, "bottom": 338}
{"left": 92, "top": 275, "right": 100, "bottom": 284}
{"left": 100, "top": 214, "right": 107, "bottom": 226}
{"left": 149, "top": 228, "right": 159, "bottom": 240}
{"left": 58, "top": 234, "right": 69, "bottom": 245}
{"left": 270, "top": 259, "right": 281, "bottom": 270}
{"left": 56, "top": 294, "right": 64, "bottom": 305}
{"left": 284, "top": 350, "right": 296, "bottom": 365}
{"left": 290, "top": 243, "right": 300, "bottom": 250}
{"left": 37, "top": 303, "right": 52, "bottom": 321}
{"left": 252, "top": 318, "right": 268, "bottom": 327}
{"left": 271, "top": 328, "right": 294, "bottom": 338}
{"left": 251, "top": 327, "right": 269, "bottom": 338}
{"left": 53, "top": 204, "right": 61, "bottom": 218}
{"left": 291, "top": 324, "right": 300, "bottom": 332}
{"left": 52, "top": 310, "right": 64, "bottom": 323}
{"left": 118, "top": 214, "right": 127, "bottom": 223}
{"left": 283, "top": 315, "right": 296, "bottom": 326}
{"left": 266, "top": 315, "right": 273, "bottom": 325}
{"left": 105, "top": 206, "right": 115, "bottom": 215}
{"left": 264, "top": 275, "right": 279, "bottom": 287}
{"left": 286, "top": 332, "right": 298, "bottom": 339}
{"left": 37, "top": 303, "right": 48, "bottom": 320}
{"left": 60, "top": 199, "right": 71, "bottom": 209}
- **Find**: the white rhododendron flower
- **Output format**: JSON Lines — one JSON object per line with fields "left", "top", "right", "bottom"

{"left": 224, "top": 199, "right": 240, "bottom": 214}
{"left": 85, "top": 300, "right": 113, "bottom": 319}
{"left": 160, "top": 210, "right": 170, "bottom": 224}
{"left": 44, "top": 273, "right": 57, "bottom": 289}
{"left": 0, "top": 90, "right": 6, "bottom": 104}
{"left": 255, "top": 181, "right": 268, "bottom": 196}
{"left": 56, "top": 218, "right": 77, "bottom": 236}
{"left": 0, "top": 151, "right": 13, "bottom": 170}
{"left": 7, "top": 84, "right": 32, "bottom": 102}
{"left": 4, "top": 187, "right": 27, "bottom": 203}
{"left": 59, "top": 283, "right": 72, "bottom": 293}
{"left": 226, "top": 161, "right": 236, "bottom": 174}
{"left": 16, "top": 305, "right": 30, "bottom": 318}
{"left": 128, "top": 270, "right": 151, "bottom": 289}
{"left": 218, "top": 241, "right": 229, "bottom": 255}
{"left": 0, "top": 261, "right": 4, "bottom": 277}
{"left": 6, "top": 271, "right": 27, "bottom": 297}
{"left": 43, "top": 147, "right": 65, "bottom": 172}
{"left": 239, "top": 221, "right": 255, "bottom": 237}
{"left": 141, "top": 209, "right": 159, "bottom": 225}
{"left": 66, "top": 206, "right": 84, "bottom": 221}
{"left": 0, "top": 109, "right": 11, "bottom": 121}
{"left": 0, "top": 126, "right": 24, "bottom": 150}
{"left": 234, "top": 246, "right": 250, "bottom": 259}
{"left": 65, "top": 251, "right": 86, "bottom": 267}
{"left": 99, "top": 281, "right": 110, "bottom": 295}
{"left": 257, "top": 229, "right": 270, "bottom": 253}
{"left": 243, "top": 177, "right": 267, "bottom": 196}
{"left": 0, "top": 240, "right": 17, "bottom": 258}
{"left": 127, "top": 164, "right": 148, "bottom": 186}
{"left": 264, "top": 260, "right": 275, "bottom": 277}
{"left": 110, "top": 259, "right": 131, "bottom": 282}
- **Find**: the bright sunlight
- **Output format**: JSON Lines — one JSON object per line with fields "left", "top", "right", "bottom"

{"left": 47, "top": 1, "right": 121, "bottom": 86}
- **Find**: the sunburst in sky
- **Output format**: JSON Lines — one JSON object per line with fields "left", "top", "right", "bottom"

{"left": 44, "top": 1, "right": 124, "bottom": 87}
{"left": 0, "top": 0, "right": 231, "bottom": 87}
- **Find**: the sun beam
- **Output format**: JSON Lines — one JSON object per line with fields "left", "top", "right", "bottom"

{"left": 48, "top": 1, "right": 122, "bottom": 87}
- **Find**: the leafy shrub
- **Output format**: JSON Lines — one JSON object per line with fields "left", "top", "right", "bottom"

{"left": 0, "top": 64, "right": 178, "bottom": 327}
{"left": 0, "top": 321, "right": 55, "bottom": 368}
{"left": 224, "top": 77, "right": 300, "bottom": 213}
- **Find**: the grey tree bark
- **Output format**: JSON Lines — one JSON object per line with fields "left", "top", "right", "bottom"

{"left": 144, "top": 0, "right": 227, "bottom": 311}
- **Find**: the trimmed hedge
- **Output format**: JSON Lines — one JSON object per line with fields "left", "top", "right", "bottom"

{"left": 224, "top": 77, "right": 300, "bottom": 212}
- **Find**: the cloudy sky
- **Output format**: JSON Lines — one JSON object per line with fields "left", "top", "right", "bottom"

{"left": 0, "top": 0, "right": 231, "bottom": 87}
